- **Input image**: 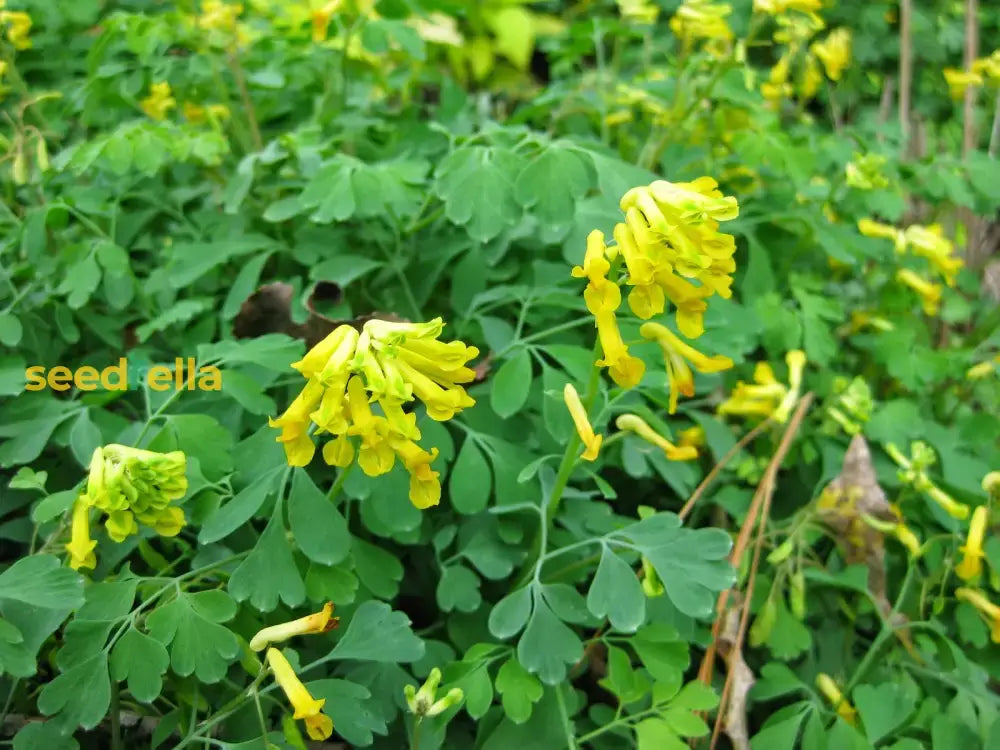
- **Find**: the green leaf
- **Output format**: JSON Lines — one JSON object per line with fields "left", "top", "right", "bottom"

{"left": 306, "top": 562, "right": 359, "bottom": 605}
{"left": 631, "top": 625, "right": 689, "bottom": 684}
{"left": 13, "top": 722, "right": 80, "bottom": 750}
{"left": 69, "top": 410, "right": 102, "bottom": 468}
{"left": 489, "top": 586, "right": 533, "bottom": 640}
{"left": 135, "top": 299, "right": 211, "bottom": 342}
{"left": 491, "top": 349, "right": 532, "bottom": 419}
{"left": 0, "top": 313, "right": 23, "bottom": 347}
{"left": 31, "top": 490, "right": 77, "bottom": 525}
{"left": 514, "top": 145, "right": 594, "bottom": 230}
{"left": 0, "top": 555, "right": 85, "bottom": 609}
{"left": 58, "top": 254, "right": 102, "bottom": 309}
{"left": 8, "top": 466, "right": 47, "bottom": 492}
{"left": 599, "top": 645, "right": 649, "bottom": 704}
{"left": 146, "top": 590, "right": 240, "bottom": 684}
{"left": 308, "top": 679, "right": 388, "bottom": 746}
{"left": 351, "top": 537, "right": 404, "bottom": 599}
{"left": 587, "top": 545, "right": 646, "bottom": 633}
{"left": 167, "top": 235, "right": 276, "bottom": 287}
{"left": 228, "top": 500, "right": 306, "bottom": 612}
{"left": 617, "top": 514, "right": 734, "bottom": 618}
{"left": 110, "top": 626, "right": 170, "bottom": 703}
{"left": 288, "top": 470, "right": 351, "bottom": 566}
{"left": 329, "top": 601, "right": 424, "bottom": 663}
{"left": 311, "top": 255, "right": 382, "bottom": 287}
{"left": 495, "top": 656, "right": 543, "bottom": 724}
{"left": 764, "top": 595, "right": 812, "bottom": 660}
{"left": 635, "top": 718, "right": 688, "bottom": 750}
{"left": 516, "top": 589, "right": 582, "bottom": 685}
{"left": 449, "top": 436, "right": 492, "bottom": 514}
{"left": 220, "top": 370, "right": 276, "bottom": 415}
{"left": 854, "top": 682, "right": 916, "bottom": 744}
{"left": 436, "top": 564, "right": 482, "bottom": 613}
{"left": 198, "top": 469, "right": 279, "bottom": 544}
{"left": 37, "top": 652, "right": 111, "bottom": 730}
{"left": 0, "top": 617, "right": 33, "bottom": 678}
{"left": 76, "top": 580, "right": 137, "bottom": 622}
{"left": 434, "top": 145, "right": 523, "bottom": 242}
{"left": 458, "top": 663, "right": 493, "bottom": 719}
{"left": 262, "top": 195, "right": 306, "bottom": 223}
{"left": 751, "top": 711, "right": 807, "bottom": 750}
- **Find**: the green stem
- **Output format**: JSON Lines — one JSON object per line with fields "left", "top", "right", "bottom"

{"left": 328, "top": 462, "right": 354, "bottom": 503}
{"left": 555, "top": 686, "right": 577, "bottom": 749}
{"left": 110, "top": 685, "right": 122, "bottom": 750}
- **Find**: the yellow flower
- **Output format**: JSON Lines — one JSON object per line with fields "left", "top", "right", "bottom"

{"left": 616, "top": 414, "right": 698, "bottom": 461}
{"left": 955, "top": 506, "right": 989, "bottom": 582}
{"left": 0, "top": 9, "right": 31, "bottom": 49}
{"left": 955, "top": 588, "right": 1000, "bottom": 643}
{"left": 858, "top": 218, "right": 906, "bottom": 252}
{"left": 391, "top": 438, "right": 441, "bottom": 509}
{"left": 250, "top": 602, "right": 339, "bottom": 651}
{"left": 563, "top": 384, "right": 603, "bottom": 461}
{"left": 640, "top": 322, "right": 733, "bottom": 414}
{"left": 65, "top": 498, "right": 97, "bottom": 571}
{"left": 983, "top": 471, "right": 1000, "bottom": 496}
{"left": 773, "top": 349, "right": 807, "bottom": 423}
{"left": 266, "top": 648, "right": 334, "bottom": 741}
{"left": 943, "top": 68, "right": 983, "bottom": 100}
{"left": 617, "top": 0, "right": 659, "bottom": 23}
{"left": 753, "top": 0, "right": 821, "bottom": 14}
{"left": 199, "top": 0, "right": 243, "bottom": 31}
{"left": 141, "top": 82, "right": 176, "bottom": 121}
{"left": 816, "top": 674, "right": 857, "bottom": 725}
{"left": 270, "top": 379, "right": 325, "bottom": 467}
{"left": 405, "top": 667, "right": 464, "bottom": 718}
{"left": 886, "top": 442, "right": 971, "bottom": 521}
{"left": 903, "top": 224, "right": 962, "bottom": 286}
{"left": 595, "top": 311, "right": 646, "bottom": 389}
{"left": 966, "top": 355, "right": 999, "bottom": 380}
{"left": 409, "top": 12, "right": 463, "bottom": 46}
{"left": 972, "top": 50, "right": 1000, "bottom": 83}
{"left": 896, "top": 268, "right": 942, "bottom": 316}
{"left": 718, "top": 361, "right": 788, "bottom": 421}
{"left": 182, "top": 101, "right": 230, "bottom": 124}
{"left": 845, "top": 153, "right": 889, "bottom": 190}
{"left": 311, "top": 0, "right": 342, "bottom": 42}
{"left": 810, "top": 28, "right": 851, "bottom": 82}
{"left": 678, "top": 425, "right": 705, "bottom": 449}
{"left": 670, "top": 0, "right": 734, "bottom": 46}
{"left": 572, "top": 230, "right": 620, "bottom": 316}
{"left": 799, "top": 53, "right": 823, "bottom": 98}
{"left": 81, "top": 445, "right": 188, "bottom": 543}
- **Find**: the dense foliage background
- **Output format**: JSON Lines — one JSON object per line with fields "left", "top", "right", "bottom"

{"left": 1, "top": 0, "right": 999, "bottom": 748}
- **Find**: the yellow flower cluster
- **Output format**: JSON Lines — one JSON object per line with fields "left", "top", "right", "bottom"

{"left": 885, "top": 441, "right": 969, "bottom": 520}
{"left": 845, "top": 153, "right": 889, "bottom": 191}
{"left": 269, "top": 318, "right": 478, "bottom": 509}
{"left": 0, "top": 3, "right": 31, "bottom": 50}
{"left": 245, "top": 603, "right": 337, "bottom": 740}
{"left": 182, "top": 101, "right": 231, "bottom": 125}
{"left": 943, "top": 49, "right": 1000, "bottom": 99}
{"left": 717, "top": 350, "right": 807, "bottom": 424}
{"left": 758, "top": 0, "right": 851, "bottom": 107}
{"left": 571, "top": 178, "right": 738, "bottom": 413}
{"left": 66, "top": 445, "right": 188, "bottom": 570}
{"left": 141, "top": 82, "right": 177, "bottom": 121}
{"left": 824, "top": 377, "right": 873, "bottom": 436}
{"left": 669, "top": 0, "right": 734, "bottom": 50}
{"left": 859, "top": 219, "right": 962, "bottom": 315}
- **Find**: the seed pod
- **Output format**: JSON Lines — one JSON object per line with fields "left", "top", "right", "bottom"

{"left": 35, "top": 136, "right": 49, "bottom": 172}
{"left": 767, "top": 538, "right": 795, "bottom": 565}
{"left": 790, "top": 570, "right": 806, "bottom": 620}
{"left": 12, "top": 148, "right": 27, "bottom": 185}
{"left": 749, "top": 597, "right": 777, "bottom": 647}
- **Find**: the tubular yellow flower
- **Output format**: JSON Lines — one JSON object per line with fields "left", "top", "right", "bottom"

{"left": 616, "top": 414, "right": 699, "bottom": 461}
{"left": 311, "top": 0, "right": 342, "bottom": 42}
{"left": 669, "top": 0, "right": 734, "bottom": 46}
{"left": 924, "top": 483, "right": 970, "bottom": 521}
{"left": 563, "top": 384, "right": 603, "bottom": 461}
{"left": 955, "top": 506, "right": 989, "bottom": 582}
{"left": 266, "top": 648, "right": 334, "bottom": 741}
{"left": 250, "top": 602, "right": 338, "bottom": 651}
{"left": 966, "top": 356, "right": 999, "bottom": 380}
{"left": 270, "top": 379, "right": 325, "bottom": 467}
{"left": 65, "top": 498, "right": 97, "bottom": 571}
{"left": 955, "top": 588, "right": 1000, "bottom": 643}
{"left": 943, "top": 68, "right": 983, "bottom": 100}
{"left": 140, "top": 82, "right": 176, "bottom": 121}
{"left": 816, "top": 674, "right": 857, "bottom": 725}
{"left": 810, "top": 28, "right": 851, "bottom": 81}
{"left": 718, "top": 361, "right": 787, "bottom": 421}
{"left": 595, "top": 311, "right": 646, "bottom": 389}
{"left": 773, "top": 350, "right": 807, "bottom": 424}
{"left": 391, "top": 438, "right": 441, "bottom": 509}
{"left": 639, "top": 322, "right": 733, "bottom": 414}
{"left": 903, "top": 224, "right": 962, "bottom": 286}
{"left": 0, "top": 9, "right": 31, "bottom": 49}
{"left": 896, "top": 268, "right": 942, "bottom": 316}
{"left": 858, "top": 218, "right": 906, "bottom": 252}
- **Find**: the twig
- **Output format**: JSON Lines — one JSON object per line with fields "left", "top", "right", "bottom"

{"left": 696, "top": 394, "right": 814, "bottom": 702}
{"left": 678, "top": 419, "right": 773, "bottom": 522}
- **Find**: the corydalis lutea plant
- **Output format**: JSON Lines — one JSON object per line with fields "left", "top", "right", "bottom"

{"left": 269, "top": 317, "right": 478, "bottom": 509}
